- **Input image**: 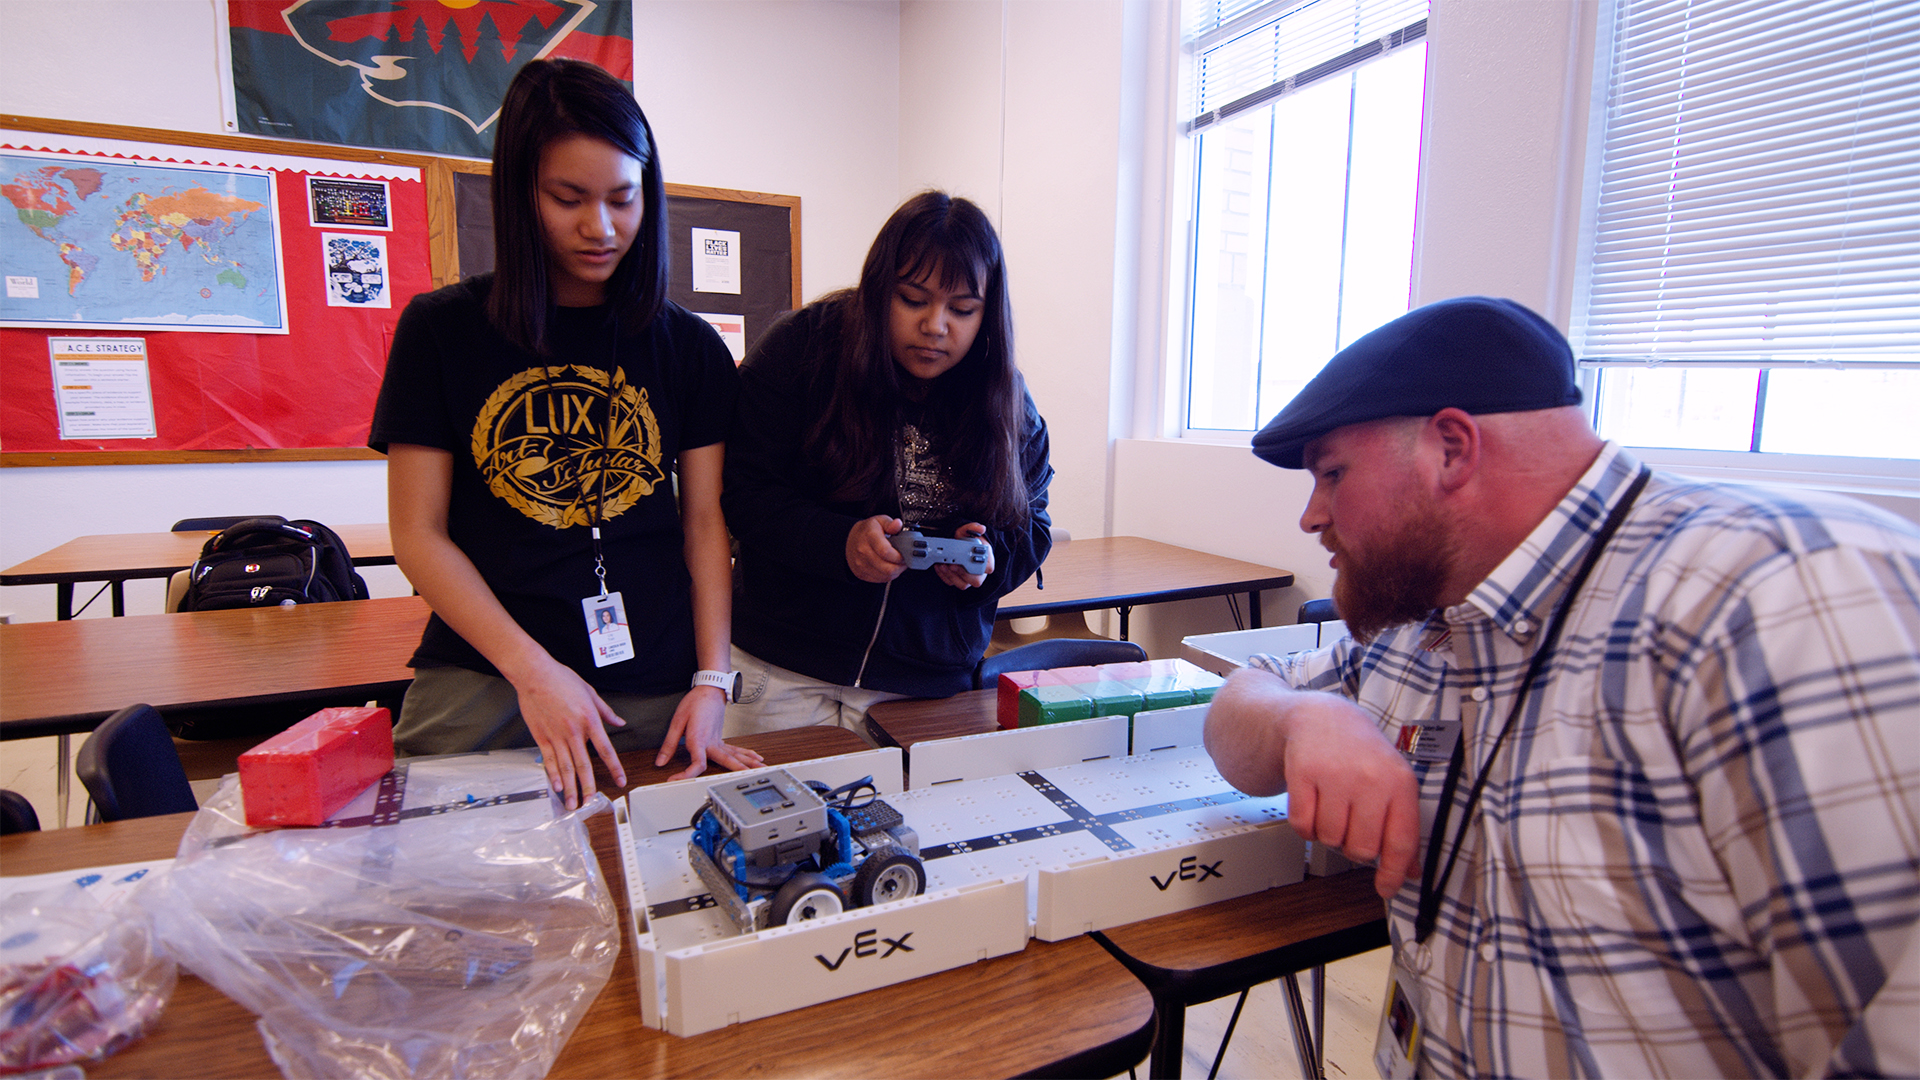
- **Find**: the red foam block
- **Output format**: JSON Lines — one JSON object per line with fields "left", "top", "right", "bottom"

{"left": 996, "top": 670, "right": 1046, "bottom": 729}
{"left": 238, "top": 706, "right": 395, "bottom": 826}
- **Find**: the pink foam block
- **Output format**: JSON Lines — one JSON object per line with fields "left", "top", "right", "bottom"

{"left": 1036, "top": 666, "right": 1102, "bottom": 687}
{"left": 239, "top": 706, "right": 395, "bottom": 826}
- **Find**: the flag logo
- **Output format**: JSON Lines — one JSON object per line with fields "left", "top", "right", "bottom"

{"left": 230, "top": 1, "right": 634, "bottom": 158}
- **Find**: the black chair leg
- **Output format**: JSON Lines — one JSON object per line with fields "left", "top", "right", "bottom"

{"left": 1207, "top": 974, "right": 1325, "bottom": 1079}
{"left": 1207, "top": 988, "right": 1249, "bottom": 1080}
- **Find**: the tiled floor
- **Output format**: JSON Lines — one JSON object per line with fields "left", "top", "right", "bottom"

{"left": 1, "top": 735, "right": 86, "bottom": 829}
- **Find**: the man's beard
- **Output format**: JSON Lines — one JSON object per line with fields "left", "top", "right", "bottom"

{"left": 1326, "top": 499, "right": 1456, "bottom": 644}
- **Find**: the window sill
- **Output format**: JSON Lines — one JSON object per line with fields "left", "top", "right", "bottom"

{"left": 1627, "top": 447, "right": 1919, "bottom": 497}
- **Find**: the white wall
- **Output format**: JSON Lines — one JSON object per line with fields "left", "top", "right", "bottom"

{"left": 898, "top": 0, "right": 1128, "bottom": 549}
{"left": 1411, "top": 0, "right": 1599, "bottom": 321}
{"left": 0, "top": 0, "right": 901, "bottom": 624}
{"left": 632, "top": 1, "right": 901, "bottom": 300}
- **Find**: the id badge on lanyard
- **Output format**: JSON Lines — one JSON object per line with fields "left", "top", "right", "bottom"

{"left": 581, "top": 521, "right": 633, "bottom": 668}
{"left": 1371, "top": 722, "right": 1451, "bottom": 1078}
{"left": 1374, "top": 961, "right": 1427, "bottom": 1079}
{"left": 582, "top": 587, "right": 634, "bottom": 668}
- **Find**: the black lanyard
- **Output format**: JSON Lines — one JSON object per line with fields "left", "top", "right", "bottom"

{"left": 544, "top": 311, "right": 620, "bottom": 597}
{"left": 1413, "top": 465, "right": 1652, "bottom": 944}
{"left": 588, "top": 312, "right": 620, "bottom": 597}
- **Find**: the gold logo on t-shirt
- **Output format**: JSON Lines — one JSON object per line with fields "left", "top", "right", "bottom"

{"left": 471, "top": 365, "right": 664, "bottom": 527}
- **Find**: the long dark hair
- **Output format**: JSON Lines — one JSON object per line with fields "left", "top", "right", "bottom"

{"left": 486, "top": 58, "right": 669, "bottom": 354}
{"left": 808, "top": 191, "right": 1028, "bottom": 528}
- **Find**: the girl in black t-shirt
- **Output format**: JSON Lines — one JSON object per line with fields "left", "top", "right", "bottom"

{"left": 371, "top": 59, "right": 761, "bottom": 809}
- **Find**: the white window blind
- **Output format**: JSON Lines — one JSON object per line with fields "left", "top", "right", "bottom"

{"left": 1577, "top": 0, "right": 1920, "bottom": 363}
{"left": 1187, "top": 0, "right": 1428, "bottom": 133}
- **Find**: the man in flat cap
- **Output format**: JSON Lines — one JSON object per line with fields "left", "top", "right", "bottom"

{"left": 1204, "top": 296, "right": 1920, "bottom": 1078}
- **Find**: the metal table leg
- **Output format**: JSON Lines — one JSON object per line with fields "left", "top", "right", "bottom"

{"left": 1313, "top": 964, "right": 1327, "bottom": 1077}
{"left": 56, "top": 733, "right": 71, "bottom": 829}
{"left": 1282, "top": 971, "right": 1322, "bottom": 1079}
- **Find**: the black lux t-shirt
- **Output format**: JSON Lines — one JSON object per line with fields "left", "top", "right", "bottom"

{"left": 369, "top": 275, "right": 737, "bottom": 694}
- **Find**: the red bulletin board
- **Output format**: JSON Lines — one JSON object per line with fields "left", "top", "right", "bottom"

{"left": 1, "top": 116, "right": 456, "bottom": 466}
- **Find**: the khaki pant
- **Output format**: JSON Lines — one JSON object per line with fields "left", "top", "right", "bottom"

{"left": 393, "top": 665, "right": 682, "bottom": 758}
{"left": 722, "top": 644, "right": 898, "bottom": 743}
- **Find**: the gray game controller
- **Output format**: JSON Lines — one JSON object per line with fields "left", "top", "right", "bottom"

{"left": 891, "top": 529, "right": 990, "bottom": 571}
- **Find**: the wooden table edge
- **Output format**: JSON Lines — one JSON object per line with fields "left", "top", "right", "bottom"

{"left": 1000, "top": 571, "right": 1295, "bottom": 619}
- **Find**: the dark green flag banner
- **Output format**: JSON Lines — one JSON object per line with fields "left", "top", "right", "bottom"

{"left": 229, "top": 0, "right": 633, "bottom": 158}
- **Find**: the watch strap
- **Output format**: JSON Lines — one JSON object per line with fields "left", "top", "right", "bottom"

{"left": 691, "top": 669, "right": 740, "bottom": 703}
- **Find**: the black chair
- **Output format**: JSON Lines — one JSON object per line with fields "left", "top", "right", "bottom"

{"left": 974, "top": 637, "right": 1148, "bottom": 689}
{"left": 171, "top": 516, "right": 259, "bottom": 532}
{"left": 1, "top": 789, "right": 41, "bottom": 834}
{"left": 75, "top": 704, "right": 199, "bottom": 823}
{"left": 1297, "top": 598, "right": 1339, "bottom": 624}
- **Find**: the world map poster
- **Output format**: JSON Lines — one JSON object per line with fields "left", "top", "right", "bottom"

{"left": 0, "top": 151, "right": 288, "bottom": 333}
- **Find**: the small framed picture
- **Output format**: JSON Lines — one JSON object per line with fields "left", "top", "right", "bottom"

{"left": 321, "top": 233, "right": 390, "bottom": 308}
{"left": 308, "top": 176, "right": 391, "bottom": 230}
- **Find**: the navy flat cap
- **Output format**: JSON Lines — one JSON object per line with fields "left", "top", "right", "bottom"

{"left": 1251, "top": 296, "right": 1582, "bottom": 469}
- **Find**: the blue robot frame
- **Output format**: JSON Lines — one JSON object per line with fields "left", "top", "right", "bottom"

{"left": 688, "top": 769, "right": 925, "bottom": 934}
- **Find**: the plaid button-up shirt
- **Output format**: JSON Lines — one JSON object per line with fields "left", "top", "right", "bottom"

{"left": 1255, "top": 442, "right": 1920, "bottom": 1078}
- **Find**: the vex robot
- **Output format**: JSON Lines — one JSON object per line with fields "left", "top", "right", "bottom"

{"left": 689, "top": 769, "right": 925, "bottom": 934}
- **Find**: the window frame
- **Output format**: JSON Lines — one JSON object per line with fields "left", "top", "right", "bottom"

{"left": 1569, "top": 0, "right": 1920, "bottom": 485}
{"left": 1171, "top": 0, "right": 1431, "bottom": 441}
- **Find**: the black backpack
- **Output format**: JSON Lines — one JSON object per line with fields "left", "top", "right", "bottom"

{"left": 180, "top": 517, "right": 371, "bottom": 611}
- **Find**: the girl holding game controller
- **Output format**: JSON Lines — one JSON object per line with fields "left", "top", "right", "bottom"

{"left": 723, "top": 191, "right": 1054, "bottom": 735}
{"left": 370, "top": 59, "right": 764, "bottom": 809}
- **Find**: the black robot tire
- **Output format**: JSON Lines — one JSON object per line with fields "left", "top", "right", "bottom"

{"left": 851, "top": 852, "right": 924, "bottom": 907}
{"left": 769, "top": 872, "right": 846, "bottom": 925}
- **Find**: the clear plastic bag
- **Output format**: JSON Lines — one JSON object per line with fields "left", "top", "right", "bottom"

{"left": 0, "top": 874, "right": 176, "bottom": 1074}
{"left": 140, "top": 751, "right": 618, "bottom": 1080}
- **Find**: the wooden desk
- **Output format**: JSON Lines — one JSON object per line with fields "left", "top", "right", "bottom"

{"left": 0, "top": 728, "right": 1156, "bottom": 1080}
{"left": 0, "top": 594, "right": 427, "bottom": 740}
{"left": 0, "top": 523, "right": 395, "bottom": 620}
{"left": 865, "top": 687, "right": 999, "bottom": 751}
{"left": 2, "top": 594, "right": 426, "bottom": 829}
{"left": 999, "top": 536, "right": 1292, "bottom": 639}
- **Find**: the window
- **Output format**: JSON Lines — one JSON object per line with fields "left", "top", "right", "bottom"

{"left": 1181, "top": 0, "right": 1429, "bottom": 433}
{"left": 1575, "top": 0, "right": 1920, "bottom": 461}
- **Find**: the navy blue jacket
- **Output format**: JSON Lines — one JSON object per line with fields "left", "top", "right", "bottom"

{"left": 723, "top": 300, "right": 1053, "bottom": 697}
